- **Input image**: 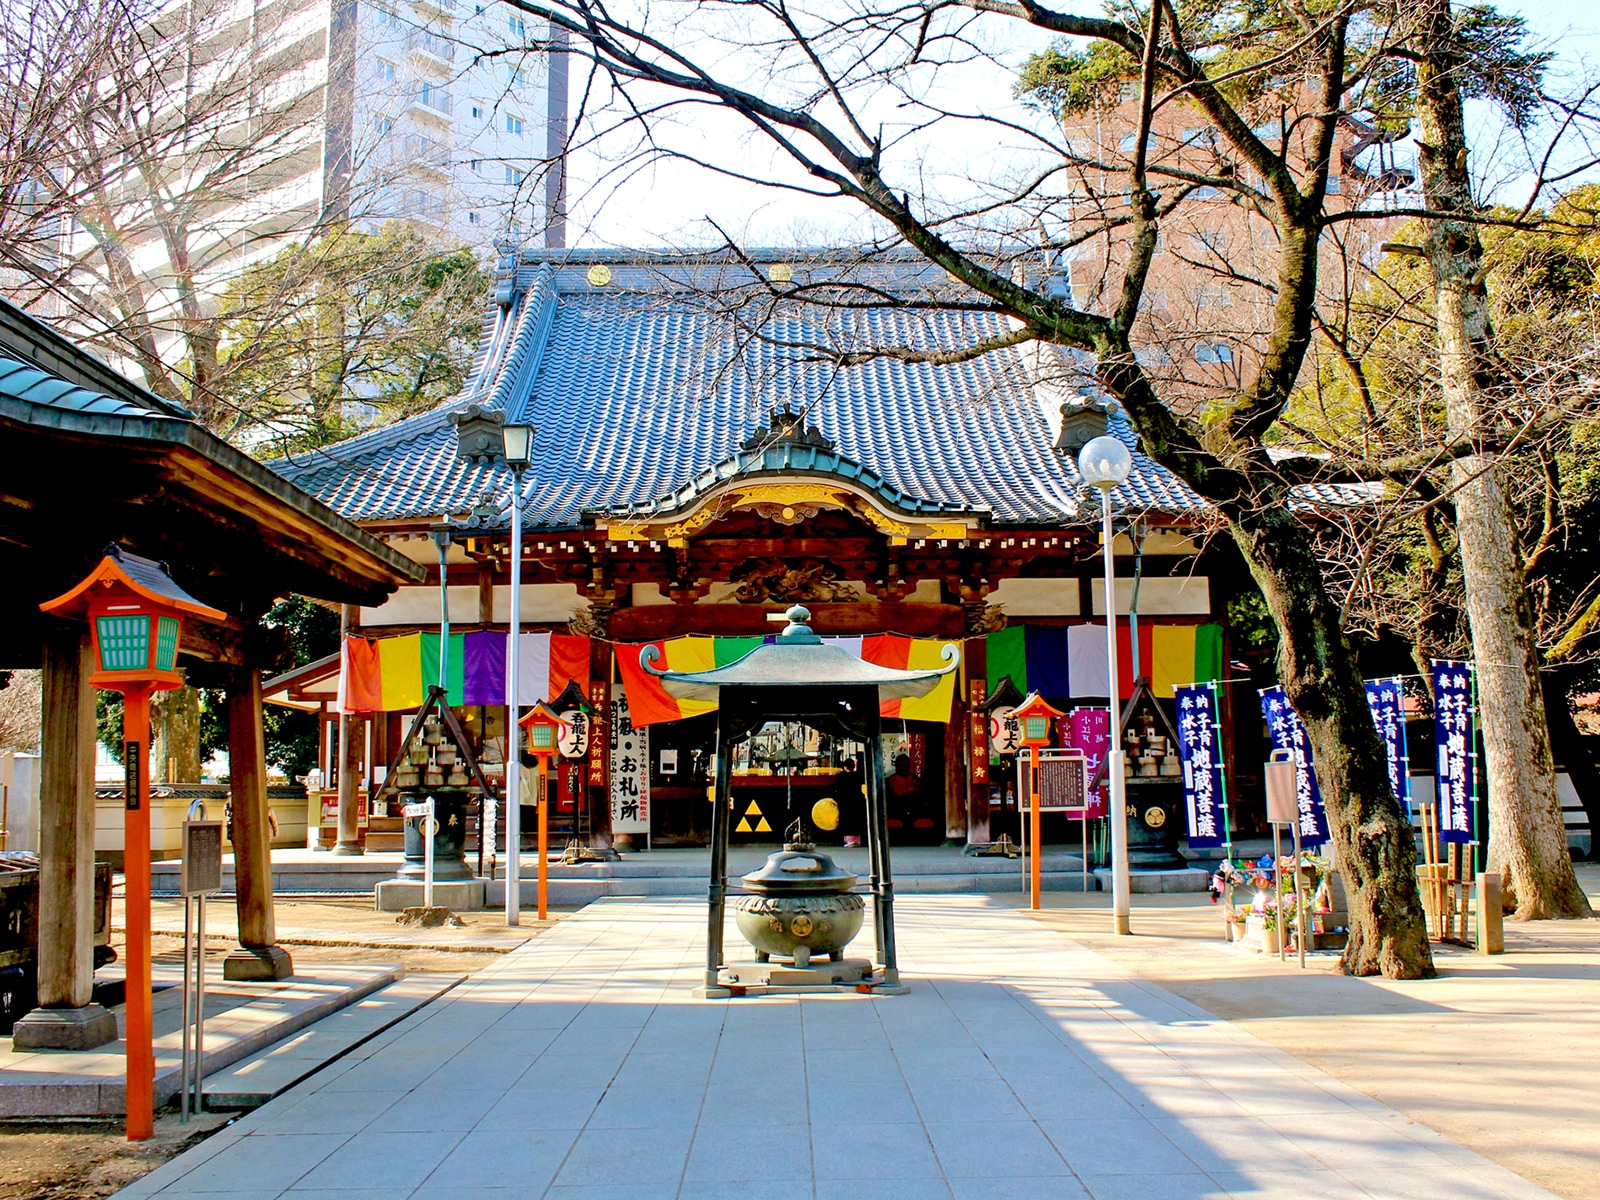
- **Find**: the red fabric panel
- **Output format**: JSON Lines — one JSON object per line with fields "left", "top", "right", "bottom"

{"left": 550, "top": 634, "right": 591, "bottom": 696}
{"left": 863, "top": 634, "right": 912, "bottom": 717}
{"left": 615, "top": 640, "right": 681, "bottom": 727}
{"left": 1116, "top": 622, "right": 1156, "bottom": 697}
{"left": 344, "top": 637, "right": 382, "bottom": 713}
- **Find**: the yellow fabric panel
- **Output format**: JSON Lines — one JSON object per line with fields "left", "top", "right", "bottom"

{"left": 1150, "top": 625, "right": 1198, "bottom": 698}
{"left": 377, "top": 633, "right": 424, "bottom": 711}
{"left": 897, "top": 640, "right": 959, "bottom": 722}
{"left": 662, "top": 636, "right": 719, "bottom": 719}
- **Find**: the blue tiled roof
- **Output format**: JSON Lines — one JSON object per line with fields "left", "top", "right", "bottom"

{"left": 273, "top": 252, "right": 1214, "bottom": 528}
{"left": 0, "top": 355, "right": 172, "bottom": 419}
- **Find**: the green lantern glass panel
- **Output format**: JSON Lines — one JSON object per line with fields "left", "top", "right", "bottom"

{"left": 154, "top": 615, "right": 180, "bottom": 671}
{"left": 529, "top": 724, "right": 555, "bottom": 751}
{"left": 97, "top": 614, "right": 151, "bottom": 671}
{"left": 1023, "top": 715, "right": 1049, "bottom": 742}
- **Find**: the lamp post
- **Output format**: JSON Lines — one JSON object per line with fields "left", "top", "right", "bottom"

{"left": 40, "top": 546, "right": 224, "bottom": 1141}
{"left": 1078, "top": 433, "right": 1134, "bottom": 935}
{"left": 518, "top": 700, "right": 566, "bottom": 920}
{"left": 501, "top": 422, "right": 533, "bottom": 926}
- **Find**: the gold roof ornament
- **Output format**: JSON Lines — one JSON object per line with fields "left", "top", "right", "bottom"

{"left": 586, "top": 263, "right": 613, "bottom": 287}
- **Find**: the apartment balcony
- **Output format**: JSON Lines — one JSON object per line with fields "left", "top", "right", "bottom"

{"left": 405, "top": 28, "right": 456, "bottom": 68}
{"left": 400, "top": 134, "right": 451, "bottom": 176}
{"left": 410, "top": 0, "right": 455, "bottom": 18}
{"left": 406, "top": 83, "right": 453, "bottom": 122}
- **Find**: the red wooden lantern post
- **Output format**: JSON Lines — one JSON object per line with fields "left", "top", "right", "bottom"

{"left": 1011, "top": 692, "right": 1066, "bottom": 911}
{"left": 40, "top": 547, "right": 224, "bottom": 1141}
{"left": 518, "top": 701, "right": 567, "bottom": 921}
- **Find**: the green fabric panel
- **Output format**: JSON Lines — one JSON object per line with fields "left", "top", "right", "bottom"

{"left": 419, "top": 632, "right": 466, "bottom": 705}
{"left": 986, "top": 625, "right": 1028, "bottom": 695}
{"left": 714, "top": 636, "right": 766, "bottom": 666}
{"left": 1193, "top": 624, "right": 1224, "bottom": 683}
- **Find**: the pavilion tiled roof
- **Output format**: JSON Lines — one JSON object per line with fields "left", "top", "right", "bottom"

{"left": 271, "top": 249, "right": 1313, "bottom": 530}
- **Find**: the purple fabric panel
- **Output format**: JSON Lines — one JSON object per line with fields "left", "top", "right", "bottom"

{"left": 463, "top": 630, "right": 507, "bottom": 706}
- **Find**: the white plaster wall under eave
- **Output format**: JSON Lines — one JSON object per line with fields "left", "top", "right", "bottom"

{"left": 1088, "top": 576, "right": 1211, "bottom": 616}
{"left": 988, "top": 577, "right": 1082, "bottom": 617}
{"left": 359, "top": 583, "right": 589, "bottom": 626}
{"left": 361, "top": 585, "right": 480, "bottom": 627}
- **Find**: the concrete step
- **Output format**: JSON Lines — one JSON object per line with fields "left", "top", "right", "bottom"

{"left": 150, "top": 858, "right": 405, "bottom": 895}
{"left": 203, "top": 974, "right": 463, "bottom": 1110}
{"left": 482, "top": 867, "right": 1101, "bottom": 908}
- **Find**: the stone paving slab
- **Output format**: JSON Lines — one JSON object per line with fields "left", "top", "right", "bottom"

{"left": 0, "top": 964, "right": 400, "bottom": 1117}
{"left": 204, "top": 975, "right": 465, "bottom": 1109}
{"left": 111, "top": 897, "right": 1553, "bottom": 1200}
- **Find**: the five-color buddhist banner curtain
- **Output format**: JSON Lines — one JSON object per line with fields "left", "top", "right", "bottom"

{"left": 337, "top": 620, "right": 1224, "bottom": 723}
{"left": 986, "top": 622, "right": 1224, "bottom": 702}
{"left": 337, "top": 631, "right": 591, "bottom": 714}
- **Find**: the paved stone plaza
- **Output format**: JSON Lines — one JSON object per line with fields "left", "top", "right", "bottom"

{"left": 114, "top": 897, "right": 1551, "bottom": 1200}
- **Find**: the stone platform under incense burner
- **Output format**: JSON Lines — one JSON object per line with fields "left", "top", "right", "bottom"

{"left": 719, "top": 831, "right": 889, "bottom": 992}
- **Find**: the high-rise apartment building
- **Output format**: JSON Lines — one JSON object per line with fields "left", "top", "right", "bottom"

{"left": 327, "top": 0, "right": 568, "bottom": 248}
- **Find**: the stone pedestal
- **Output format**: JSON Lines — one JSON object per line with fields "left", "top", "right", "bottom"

{"left": 11, "top": 1004, "right": 118, "bottom": 1051}
{"left": 375, "top": 877, "right": 486, "bottom": 912}
{"left": 223, "top": 944, "right": 294, "bottom": 981}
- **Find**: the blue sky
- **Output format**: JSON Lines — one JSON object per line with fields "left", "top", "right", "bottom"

{"left": 566, "top": 2, "right": 1600, "bottom": 248}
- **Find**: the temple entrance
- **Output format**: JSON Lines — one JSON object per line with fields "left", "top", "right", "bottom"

{"left": 643, "top": 714, "right": 945, "bottom": 847}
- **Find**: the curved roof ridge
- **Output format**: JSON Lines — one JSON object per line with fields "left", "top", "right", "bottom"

{"left": 0, "top": 354, "right": 171, "bottom": 419}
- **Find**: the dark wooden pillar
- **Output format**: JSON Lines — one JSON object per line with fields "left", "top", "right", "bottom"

{"left": 965, "top": 636, "right": 991, "bottom": 845}
{"left": 335, "top": 605, "right": 364, "bottom": 855}
{"left": 223, "top": 667, "right": 292, "bottom": 980}
{"left": 12, "top": 626, "right": 117, "bottom": 1049}
{"left": 943, "top": 707, "right": 966, "bottom": 842}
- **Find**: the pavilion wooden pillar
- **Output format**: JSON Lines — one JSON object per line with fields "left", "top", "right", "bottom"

{"left": 12, "top": 626, "right": 117, "bottom": 1049}
{"left": 965, "top": 635, "right": 991, "bottom": 846}
{"left": 223, "top": 667, "right": 292, "bottom": 980}
{"left": 335, "top": 604, "right": 365, "bottom": 855}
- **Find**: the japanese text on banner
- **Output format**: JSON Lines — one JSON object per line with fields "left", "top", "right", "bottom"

{"left": 1363, "top": 678, "right": 1412, "bottom": 814}
{"left": 608, "top": 694, "right": 650, "bottom": 833}
{"left": 1065, "top": 708, "right": 1109, "bottom": 818}
{"left": 1431, "top": 661, "right": 1476, "bottom": 844}
{"left": 1258, "top": 686, "right": 1329, "bottom": 842}
{"left": 1175, "top": 684, "right": 1226, "bottom": 849}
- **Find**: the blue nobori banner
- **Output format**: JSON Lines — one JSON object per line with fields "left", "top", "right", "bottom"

{"left": 1431, "top": 660, "right": 1477, "bottom": 844}
{"left": 1175, "top": 683, "right": 1227, "bottom": 850}
{"left": 1258, "top": 686, "right": 1329, "bottom": 843}
{"left": 1363, "top": 678, "right": 1412, "bottom": 815}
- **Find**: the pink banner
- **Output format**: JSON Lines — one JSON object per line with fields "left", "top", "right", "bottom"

{"left": 1066, "top": 708, "right": 1110, "bottom": 818}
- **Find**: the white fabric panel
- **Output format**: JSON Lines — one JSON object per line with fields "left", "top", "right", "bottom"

{"left": 822, "top": 636, "right": 865, "bottom": 659}
{"left": 1068, "top": 623, "right": 1110, "bottom": 697}
{"left": 516, "top": 631, "right": 552, "bottom": 705}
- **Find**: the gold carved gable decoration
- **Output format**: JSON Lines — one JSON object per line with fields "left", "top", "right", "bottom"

{"left": 728, "top": 557, "right": 858, "bottom": 604}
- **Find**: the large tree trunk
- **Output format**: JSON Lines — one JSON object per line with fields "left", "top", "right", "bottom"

{"left": 1414, "top": 0, "right": 1591, "bottom": 920}
{"left": 151, "top": 682, "right": 202, "bottom": 784}
{"left": 1232, "top": 506, "right": 1436, "bottom": 977}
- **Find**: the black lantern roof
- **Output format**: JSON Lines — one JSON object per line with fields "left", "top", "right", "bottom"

{"left": 644, "top": 605, "right": 956, "bottom": 702}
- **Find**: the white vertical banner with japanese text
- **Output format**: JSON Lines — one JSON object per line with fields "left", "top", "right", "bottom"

{"left": 608, "top": 694, "right": 650, "bottom": 833}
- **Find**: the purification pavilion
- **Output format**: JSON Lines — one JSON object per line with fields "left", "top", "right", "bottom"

{"left": 272, "top": 248, "right": 1334, "bottom": 854}
{"left": 0, "top": 298, "right": 421, "bottom": 1047}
